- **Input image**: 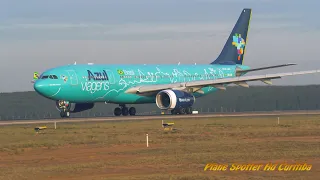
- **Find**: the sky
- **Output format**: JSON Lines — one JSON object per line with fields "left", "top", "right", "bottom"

{"left": 0, "top": 0, "right": 320, "bottom": 92}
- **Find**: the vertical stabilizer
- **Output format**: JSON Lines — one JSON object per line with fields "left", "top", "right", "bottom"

{"left": 211, "top": 8, "right": 251, "bottom": 65}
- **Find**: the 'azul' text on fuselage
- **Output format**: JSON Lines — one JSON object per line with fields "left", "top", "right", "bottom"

{"left": 87, "top": 70, "right": 109, "bottom": 81}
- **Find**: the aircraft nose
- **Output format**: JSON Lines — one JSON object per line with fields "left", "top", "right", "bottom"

{"left": 34, "top": 80, "right": 47, "bottom": 95}
{"left": 34, "top": 80, "right": 60, "bottom": 97}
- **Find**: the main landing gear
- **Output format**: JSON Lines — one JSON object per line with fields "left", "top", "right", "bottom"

{"left": 171, "top": 106, "right": 193, "bottom": 115}
{"left": 114, "top": 104, "right": 136, "bottom": 116}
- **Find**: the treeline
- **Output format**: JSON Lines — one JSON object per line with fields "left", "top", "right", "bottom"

{"left": 1, "top": 85, "right": 320, "bottom": 120}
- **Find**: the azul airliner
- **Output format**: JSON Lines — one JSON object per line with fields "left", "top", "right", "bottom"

{"left": 33, "top": 8, "right": 320, "bottom": 118}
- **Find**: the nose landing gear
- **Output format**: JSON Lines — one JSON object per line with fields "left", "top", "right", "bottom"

{"left": 60, "top": 109, "right": 70, "bottom": 118}
{"left": 57, "top": 100, "right": 71, "bottom": 118}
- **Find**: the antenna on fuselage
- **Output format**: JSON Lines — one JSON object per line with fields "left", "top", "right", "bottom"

{"left": 178, "top": 62, "right": 180, "bottom": 65}
{"left": 74, "top": 61, "right": 76, "bottom": 65}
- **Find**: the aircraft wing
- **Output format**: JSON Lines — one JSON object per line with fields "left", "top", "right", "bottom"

{"left": 236, "top": 63, "right": 296, "bottom": 74}
{"left": 125, "top": 70, "right": 320, "bottom": 94}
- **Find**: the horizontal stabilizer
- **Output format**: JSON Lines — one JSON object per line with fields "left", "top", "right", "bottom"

{"left": 236, "top": 63, "right": 296, "bottom": 75}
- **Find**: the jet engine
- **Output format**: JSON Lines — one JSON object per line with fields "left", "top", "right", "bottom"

{"left": 156, "top": 90, "right": 195, "bottom": 110}
{"left": 55, "top": 100, "right": 94, "bottom": 113}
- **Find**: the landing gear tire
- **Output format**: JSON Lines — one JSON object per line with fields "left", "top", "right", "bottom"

{"left": 122, "top": 107, "right": 129, "bottom": 116}
{"left": 186, "top": 107, "right": 193, "bottom": 114}
{"left": 114, "top": 107, "right": 122, "bottom": 116}
{"left": 60, "top": 110, "right": 70, "bottom": 118}
{"left": 179, "top": 107, "right": 186, "bottom": 114}
{"left": 171, "top": 109, "right": 178, "bottom": 115}
{"left": 129, "top": 107, "right": 136, "bottom": 116}
{"left": 60, "top": 111, "right": 64, "bottom": 118}
{"left": 114, "top": 105, "right": 136, "bottom": 116}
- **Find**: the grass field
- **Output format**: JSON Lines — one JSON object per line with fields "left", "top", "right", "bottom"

{"left": 0, "top": 115, "right": 319, "bottom": 180}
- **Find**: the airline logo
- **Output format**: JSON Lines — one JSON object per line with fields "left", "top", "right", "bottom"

{"left": 117, "top": 69, "right": 135, "bottom": 75}
{"left": 87, "top": 70, "right": 109, "bottom": 81}
{"left": 232, "top": 33, "right": 246, "bottom": 61}
{"left": 178, "top": 98, "right": 191, "bottom": 102}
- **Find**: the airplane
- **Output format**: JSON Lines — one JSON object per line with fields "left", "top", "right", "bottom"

{"left": 33, "top": 8, "right": 320, "bottom": 118}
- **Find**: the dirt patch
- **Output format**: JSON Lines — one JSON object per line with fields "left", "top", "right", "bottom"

{"left": 244, "top": 136, "right": 320, "bottom": 143}
{"left": 1, "top": 143, "right": 319, "bottom": 180}
{"left": 0, "top": 143, "right": 162, "bottom": 167}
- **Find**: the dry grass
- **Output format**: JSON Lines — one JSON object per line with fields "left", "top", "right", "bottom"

{"left": 0, "top": 114, "right": 319, "bottom": 180}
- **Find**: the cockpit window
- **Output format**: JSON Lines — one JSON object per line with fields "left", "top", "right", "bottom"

{"left": 49, "top": 75, "right": 58, "bottom": 79}
{"left": 41, "top": 75, "right": 58, "bottom": 79}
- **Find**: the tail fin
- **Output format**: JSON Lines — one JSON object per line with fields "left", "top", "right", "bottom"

{"left": 211, "top": 8, "right": 252, "bottom": 65}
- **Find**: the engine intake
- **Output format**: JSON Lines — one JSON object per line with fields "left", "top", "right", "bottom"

{"left": 56, "top": 100, "right": 94, "bottom": 113}
{"left": 156, "top": 90, "right": 195, "bottom": 110}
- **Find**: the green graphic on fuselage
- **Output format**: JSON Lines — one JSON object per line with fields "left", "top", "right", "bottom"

{"left": 34, "top": 64, "right": 249, "bottom": 104}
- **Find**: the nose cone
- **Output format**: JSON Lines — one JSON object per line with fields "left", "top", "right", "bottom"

{"left": 34, "top": 80, "right": 49, "bottom": 96}
{"left": 34, "top": 80, "right": 60, "bottom": 98}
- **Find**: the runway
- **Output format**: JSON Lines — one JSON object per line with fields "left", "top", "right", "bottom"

{"left": 1, "top": 110, "right": 320, "bottom": 126}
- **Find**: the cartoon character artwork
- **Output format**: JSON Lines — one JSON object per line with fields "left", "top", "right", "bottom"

{"left": 232, "top": 33, "right": 246, "bottom": 61}
{"left": 33, "top": 72, "right": 40, "bottom": 80}
{"left": 61, "top": 75, "right": 68, "bottom": 83}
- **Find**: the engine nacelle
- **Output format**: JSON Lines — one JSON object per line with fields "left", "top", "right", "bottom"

{"left": 156, "top": 90, "right": 195, "bottom": 110}
{"left": 56, "top": 100, "right": 94, "bottom": 113}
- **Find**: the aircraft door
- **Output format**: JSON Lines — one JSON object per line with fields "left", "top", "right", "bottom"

{"left": 66, "top": 70, "right": 78, "bottom": 85}
{"left": 105, "top": 69, "right": 115, "bottom": 84}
